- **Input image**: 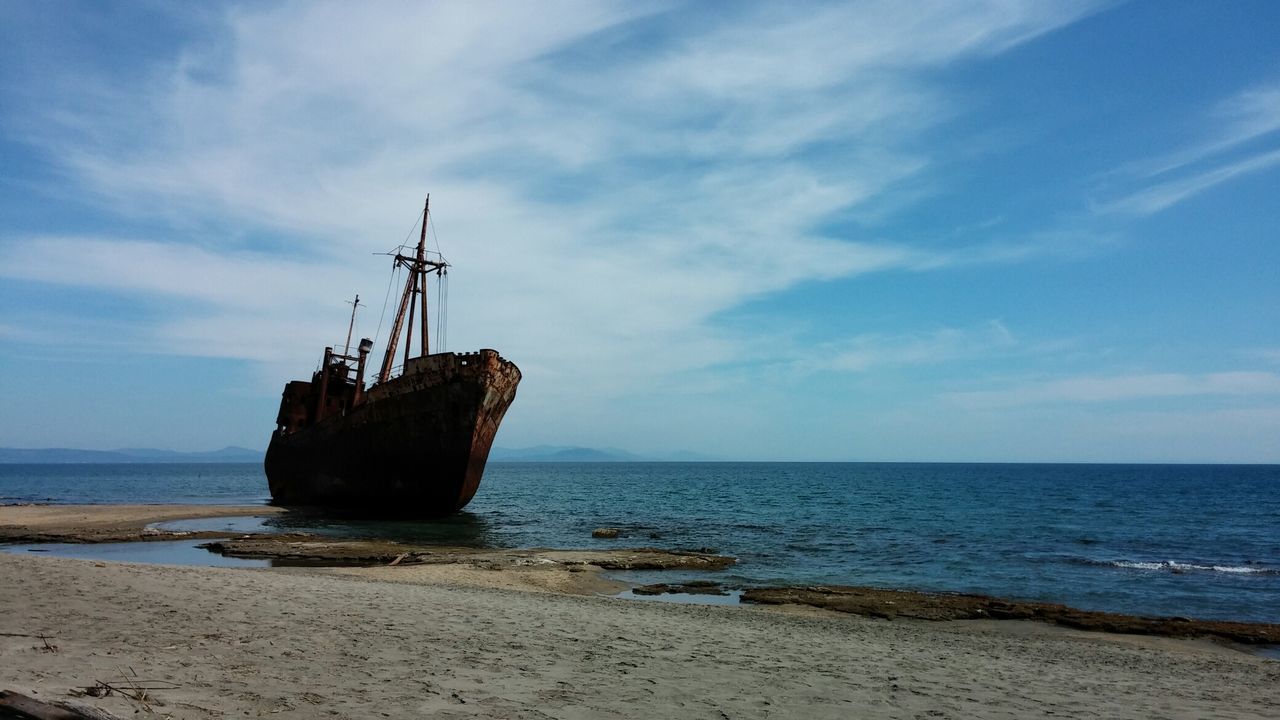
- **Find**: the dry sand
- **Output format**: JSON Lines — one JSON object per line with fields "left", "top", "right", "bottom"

{"left": 2, "top": 552, "right": 1277, "bottom": 719}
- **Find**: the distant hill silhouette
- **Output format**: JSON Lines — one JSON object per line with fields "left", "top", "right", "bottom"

{"left": 0, "top": 446, "right": 263, "bottom": 464}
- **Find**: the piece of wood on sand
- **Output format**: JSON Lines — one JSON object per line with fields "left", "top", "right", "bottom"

{"left": 0, "top": 690, "right": 124, "bottom": 720}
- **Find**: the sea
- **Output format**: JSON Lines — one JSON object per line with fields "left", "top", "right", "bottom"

{"left": 2, "top": 462, "right": 1278, "bottom": 624}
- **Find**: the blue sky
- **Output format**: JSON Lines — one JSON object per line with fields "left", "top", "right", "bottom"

{"left": 2, "top": 1, "right": 1278, "bottom": 462}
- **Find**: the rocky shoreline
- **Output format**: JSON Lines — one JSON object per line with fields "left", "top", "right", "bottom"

{"left": 739, "top": 585, "right": 1280, "bottom": 646}
{"left": 198, "top": 533, "right": 737, "bottom": 571}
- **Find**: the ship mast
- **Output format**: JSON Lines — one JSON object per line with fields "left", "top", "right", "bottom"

{"left": 343, "top": 294, "right": 361, "bottom": 356}
{"left": 378, "top": 195, "right": 448, "bottom": 384}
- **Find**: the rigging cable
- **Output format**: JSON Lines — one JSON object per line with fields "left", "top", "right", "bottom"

{"left": 428, "top": 209, "right": 444, "bottom": 259}
{"left": 373, "top": 205, "right": 426, "bottom": 353}
{"left": 435, "top": 269, "right": 448, "bottom": 352}
{"left": 371, "top": 261, "right": 400, "bottom": 353}
{"left": 428, "top": 209, "right": 448, "bottom": 351}
{"left": 401, "top": 212, "right": 422, "bottom": 252}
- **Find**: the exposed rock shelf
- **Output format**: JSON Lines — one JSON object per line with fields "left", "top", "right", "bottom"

{"left": 741, "top": 585, "right": 1280, "bottom": 645}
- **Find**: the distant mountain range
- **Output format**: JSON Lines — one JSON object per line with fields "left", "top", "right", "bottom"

{"left": 0, "top": 446, "right": 264, "bottom": 464}
{"left": 488, "top": 445, "right": 718, "bottom": 462}
{"left": 1, "top": 445, "right": 715, "bottom": 464}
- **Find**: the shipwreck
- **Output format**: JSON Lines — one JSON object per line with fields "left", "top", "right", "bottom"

{"left": 264, "top": 196, "right": 521, "bottom": 516}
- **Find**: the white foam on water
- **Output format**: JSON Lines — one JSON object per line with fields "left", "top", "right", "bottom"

{"left": 1110, "top": 560, "right": 1274, "bottom": 575}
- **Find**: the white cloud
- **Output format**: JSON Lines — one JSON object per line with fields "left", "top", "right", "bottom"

{"left": 1124, "top": 84, "right": 1280, "bottom": 179}
{"left": 4, "top": 0, "right": 1106, "bottom": 445}
{"left": 1, "top": 237, "right": 343, "bottom": 312}
{"left": 1099, "top": 82, "right": 1280, "bottom": 216}
{"left": 944, "top": 371, "right": 1280, "bottom": 409}
{"left": 794, "top": 321, "right": 1017, "bottom": 374}
{"left": 1100, "top": 148, "right": 1280, "bottom": 216}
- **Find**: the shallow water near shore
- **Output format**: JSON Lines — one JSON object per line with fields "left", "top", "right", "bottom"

{"left": 3, "top": 461, "right": 1278, "bottom": 623}
{"left": 613, "top": 588, "right": 745, "bottom": 606}
{"left": 6, "top": 539, "right": 271, "bottom": 568}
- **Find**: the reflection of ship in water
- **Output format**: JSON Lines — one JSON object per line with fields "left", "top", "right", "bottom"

{"left": 158, "top": 510, "right": 500, "bottom": 549}
{"left": 264, "top": 196, "right": 521, "bottom": 517}
{"left": 261, "top": 509, "right": 499, "bottom": 549}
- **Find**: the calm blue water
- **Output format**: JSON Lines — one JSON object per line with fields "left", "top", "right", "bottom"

{"left": 0, "top": 463, "right": 267, "bottom": 505}
{"left": 2, "top": 462, "right": 1278, "bottom": 623}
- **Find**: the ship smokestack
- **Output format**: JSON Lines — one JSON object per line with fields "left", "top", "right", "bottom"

{"left": 354, "top": 338, "right": 373, "bottom": 405}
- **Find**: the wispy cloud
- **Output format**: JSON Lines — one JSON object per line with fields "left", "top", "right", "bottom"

{"left": 1098, "top": 82, "right": 1280, "bottom": 216}
{"left": 3, "top": 1, "right": 1107, "bottom": 437}
{"left": 1100, "top": 147, "right": 1280, "bottom": 216}
{"left": 0, "top": 236, "right": 356, "bottom": 363}
{"left": 795, "top": 320, "right": 1017, "bottom": 374}
{"left": 944, "top": 371, "right": 1280, "bottom": 409}
{"left": 5, "top": 1, "right": 1279, "bottom": 462}
{"left": 1124, "top": 84, "right": 1280, "bottom": 179}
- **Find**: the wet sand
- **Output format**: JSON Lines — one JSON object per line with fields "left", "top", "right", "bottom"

{"left": 2, "top": 505, "right": 1279, "bottom": 717}
{"left": 0, "top": 503, "right": 283, "bottom": 543}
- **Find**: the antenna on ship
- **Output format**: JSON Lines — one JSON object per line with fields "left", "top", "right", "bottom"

{"left": 378, "top": 194, "right": 449, "bottom": 384}
{"left": 342, "top": 294, "right": 362, "bottom": 356}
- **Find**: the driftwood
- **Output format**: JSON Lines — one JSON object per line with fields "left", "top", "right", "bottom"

{"left": 0, "top": 691, "right": 123, "bottom": 720}
{"left": 70, "top": 672, "right": 176, "bottom": 717}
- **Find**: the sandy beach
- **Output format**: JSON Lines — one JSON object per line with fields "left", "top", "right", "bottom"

{"left": 1, "top": 549, "right": 1276, "bottom": 719}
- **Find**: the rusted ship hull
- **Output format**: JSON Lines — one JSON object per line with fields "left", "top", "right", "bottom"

{"left": 265, "top": 349, "right": 520, "bottom": 516}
